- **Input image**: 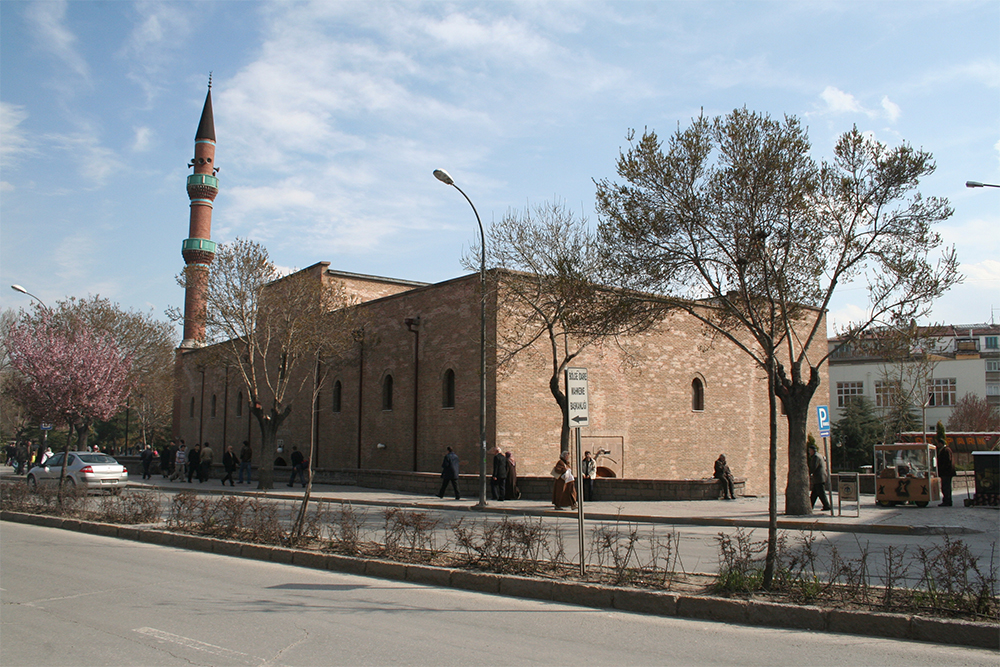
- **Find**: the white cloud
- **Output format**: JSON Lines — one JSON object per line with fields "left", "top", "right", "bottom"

{"left": 0, "top": 102, "right": 32, "bottom": 169}
{"left": 44, "top": 131, "right": 117, "bottom": 187}
{"left": 813, "top": 86, "right": 902, "bottom": 124}
{"left": 121, "top": 2, "right": 193, "bottom": 104}
{"left": 880, "top": 96, "right": 901, "bottom": 123}
{"left": 132, "top": 126, "right": 153, "bottom": 152}
{"left": 24, "top": 0, "right": 89, "bottom": 80}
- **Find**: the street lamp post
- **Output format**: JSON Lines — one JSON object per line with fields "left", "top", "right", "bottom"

{"left": 433, "top": 168, "right": 488, "bottom": 508}
{"left": 11, "top": 284, "right": 51, "bottom": 463}
{"left": 966, "top": 181, "right": 1000, "bottom": 188}
{"left": 11, "top": 284, "right": 48, "bottom": 310}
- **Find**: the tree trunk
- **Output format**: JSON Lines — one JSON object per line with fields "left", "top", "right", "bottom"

{"left": 778, "top": 362, "right": 820, "bottom": 516}
{"left": 762, "top": 355, "right": 778, "bottom": 589}
{"left": 549, "top": 372, "right": 570, "bottom": 455}
{"left": 251, "top": 404, "right": 292, "bottom": 490}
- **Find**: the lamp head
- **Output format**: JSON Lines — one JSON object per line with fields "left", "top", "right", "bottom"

{"left": 966, "top": 181, "right": 983, "bottom": 188}
{"left": 433, "top": 169, "right": 455, "bottom": 186}
{"left": 11, "top": 284, "right": 28, "bottom": 295}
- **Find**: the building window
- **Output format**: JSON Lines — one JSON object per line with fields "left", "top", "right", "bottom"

{"left": 928, "top": 378, "right": 957, "bottom": 407}
{"left": 987, "top": 360, "right": 1000, "bottom": 372}
{"left": 874, "top": 380, "right": 899, "bottom": 408}
{"left": 332, "top": 380, "right": 342, "bottom": 413}
{"left": 382, "top": 374, "right": 393, "bottom": 411}
{"left": 691, "top": 377, "right": 705, "bottom": 411}
{"left": 837, "top": 381, "right": 864, "bottom": 407}
{"left": 190, "top": 397, "right": 195, "bottom": 418}
{"left": 236, "top": 391, "right": 243, "bottom": 417}
{"left": 442, "top": 369, "right": 455, "bottom": 408}
{"left": 211, "top": 394, "right": 217, "bottom": 418}
{"left": 985, "top": 336, "right": 998, "bottom": 350}
{"left": 986, "top": 384, "right": 1000, "bottom": 397}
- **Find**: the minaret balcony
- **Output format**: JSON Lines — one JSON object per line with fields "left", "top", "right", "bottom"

{"left": 187, "top": 173, "right": 219, "bottom": 200}
{"left": 182, "top": 238, "right": 217, "bottom": 265}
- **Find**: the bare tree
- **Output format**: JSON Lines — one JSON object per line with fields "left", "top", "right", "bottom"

{"left": 597, "top": 109, "right": 959, "bottom": 585}
{"left": 948, "top": 393, "right": 1000, "bottom": 432}
{"left": 466, "top": 201, "right": 658, "bottom": 454}
{"left": 175, "top": 238, "right": 358, "bottom": 490}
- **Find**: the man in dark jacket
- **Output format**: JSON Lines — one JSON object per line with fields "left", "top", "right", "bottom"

{"left": 713, "top": 454, "right": 735, "bottom": 500}
{"left": 437, "top": 447, "right": 460, "bottom": 500}
{"left": 238, "top": 441, "right": 253, "bottom": 485}
{"left": 937, "top": 440, "right": 956, "bottom": 506}
{"left": 288, "top": 446, "right": 308, "bottom": 487}
{"left": 808, "top": 444, "right": 832, "bottom": 511}
{"left": 140, "top": 445, "right": 154, "bottom": 480}
{"left": 491, "top": 447, "right": 508, "bottom": 501}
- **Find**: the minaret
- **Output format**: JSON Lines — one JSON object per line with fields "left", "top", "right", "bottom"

{"left": 179, "top": 80, "right": 219, "bottom": 348}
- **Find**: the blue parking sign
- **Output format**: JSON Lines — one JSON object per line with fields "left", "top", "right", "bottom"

{"left": 816, "top": 405, "right": 830, "bottom": 437}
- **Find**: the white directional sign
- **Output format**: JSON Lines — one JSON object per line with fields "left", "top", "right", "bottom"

{"left": 566, "top": 367, "right": 589, "bottom": 427}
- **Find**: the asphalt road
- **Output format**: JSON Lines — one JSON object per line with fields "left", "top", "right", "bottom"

{"left": 1, "top": 522, "right": 994, "bottom": 667}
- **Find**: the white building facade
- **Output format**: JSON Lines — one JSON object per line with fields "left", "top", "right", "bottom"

{"left": 827, "top": 324, "right": 1000, "bottom": 429}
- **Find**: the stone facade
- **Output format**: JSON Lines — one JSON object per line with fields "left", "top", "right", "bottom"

{"left": 174, "top": 267, "right": 828, "bottom": 495}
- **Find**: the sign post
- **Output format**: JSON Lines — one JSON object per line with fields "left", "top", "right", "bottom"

{"left": 816, "top": 405, "right": 834, "bottom": 516}
{"left": 566, "top": 367, "right": 589, "bottom": 576}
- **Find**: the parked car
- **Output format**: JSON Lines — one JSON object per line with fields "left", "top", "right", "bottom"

{"left": 27, "top": 451, "right": 128, "bottom": 494}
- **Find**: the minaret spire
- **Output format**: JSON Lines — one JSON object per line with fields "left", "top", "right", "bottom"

{"left": 180, "top": 82, "right": 219, "bottom": 348}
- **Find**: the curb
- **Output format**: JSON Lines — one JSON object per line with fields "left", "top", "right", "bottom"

{"left": 2, "top": 511, "right": 996, "bottom": 650}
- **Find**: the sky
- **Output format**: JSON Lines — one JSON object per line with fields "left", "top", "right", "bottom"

{"left": 2, "top": 0, "right": 998, "bottom": 341}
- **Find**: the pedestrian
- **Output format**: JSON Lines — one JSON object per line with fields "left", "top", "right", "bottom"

{"left": 437, "top": 447, "right": 461, "bottom": 500}
{"left": 238, "top": 440, "right": 253, "bottom": 485}
{"left": 491, "top": 447, "right": 508, "bottom": 501}
{"left": 504, "top": 451, "right": 520, "bottom": 500}
{"left": 221, "top": 445, "right": 238, "bottom": 487}
{"left": 170, "top": 443, "right": 188, "bottom": 482}
{"left": 937, "top": 438, "right": 956, "bottom": 507}
{"left": 551, "top": 451, "right": 578, "bottom": 510}
{"left": 581, "top": 450, "right": 597, "bottom": 502}
{"left": 40, "top": 447, "right": 53, "bottom": 465}
{"left": 199, "top": 441, "right": 214, "bottom": 482}
{"left": 140, "top": 444, "right": 154, "bottom": 480}
{"left": 187, "top": 444, "right": 201, "bottom": 483}
{"left": 162, "top": 440, "right": 176, "bottom": 478}
{"left": 14, "top": 442, "right": 27, "bottom": 475}
{"left": 714, "top": 454, "right": 736, "bottom": 500}
{"left": 287, "top": 446, "right": 308, "bottom": 487}
{"left": 808, "top": 443, "right": 832, "bottom": 511}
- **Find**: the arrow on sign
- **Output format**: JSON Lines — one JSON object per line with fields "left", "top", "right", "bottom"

{"left": 571, "top": 415, "right": 588, "bottom": 423}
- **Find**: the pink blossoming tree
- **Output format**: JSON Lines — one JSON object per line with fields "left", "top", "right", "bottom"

{"left": 5, "top": 308, "right": 134, "bottom": 495}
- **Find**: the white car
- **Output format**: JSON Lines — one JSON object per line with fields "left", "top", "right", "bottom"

{"left": 27, "top": 451, "right": 128, "bottom": 493}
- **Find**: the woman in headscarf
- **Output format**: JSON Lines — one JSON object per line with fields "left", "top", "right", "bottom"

{"left": 551, "top": 451, "right": 578, "bottom": 510}
{"left": 504, "top": 451, "right": 520, "bottom": 500}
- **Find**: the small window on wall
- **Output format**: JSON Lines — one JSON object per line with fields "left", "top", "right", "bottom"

{"left": 443, "top": 369, "right": 456, "bottom": 408}
{"left": 382, "top": 375, "right": 393, "bottom": 411}
{"left": 332, "top": 380, "right": 342, "bottom": 413}
{"left": 189, "top": 397, "right": 195, "bottom": 418}
{"left": 211, "top": 394, "right": 217, "bottom": 418}
{"left": 236, "top": 391, "right": 243, "bottom": 417}
{"left": 986, "top": 336, "right": 999, "bottom": 350}
{"left": 691, "top": 377, "right": 705, "bottom": 411}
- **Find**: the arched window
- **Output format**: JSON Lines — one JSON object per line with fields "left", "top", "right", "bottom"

{"left": 442, "top": 369, "right": 455, "bottom": 408}
{"left": 382, "top": 374, "right": 393, "bottom": 411}
{"left": 190, "top": 397, "right": 195, "bottom": 418}
{"left": 692, "top": 377, "right": 705, "bottom": 412}
{"left": 236, "top": 391, "right": 243, "bottom": 417}
{"left": 332, "top": 380, "right": 342, "bottom": 413}
{"left": 211, "top": 394, "right": 217, "bottom": 418}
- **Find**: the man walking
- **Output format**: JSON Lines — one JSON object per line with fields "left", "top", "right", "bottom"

{"left": 437, "top": 447, "right": 460, "bottom": 500}
{"left": 288, "top": 446, "right": 308, "bottom": 487}
{"left": 491, "top": 446, "right": 508, "bottom": 501}
{"left": 808, "top": 443, "right": 832, "bottom": 511}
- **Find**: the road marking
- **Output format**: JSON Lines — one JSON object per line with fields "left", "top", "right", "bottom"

{"left": 134, "top": 627, "right": 251, "bottom": 660}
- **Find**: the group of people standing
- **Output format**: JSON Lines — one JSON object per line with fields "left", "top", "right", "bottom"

{"left": 152, "top": 439, "right": 255, "bottom": 486}
{"left": 437, "top": 447, "right": 600, "bottom": 509}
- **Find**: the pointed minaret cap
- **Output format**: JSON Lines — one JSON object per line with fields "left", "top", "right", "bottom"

{"left": 195, "top": 76, "right": 215, "bottom": 142}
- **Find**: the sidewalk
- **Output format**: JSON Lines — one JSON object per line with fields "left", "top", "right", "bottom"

{"left": 119, "top": 473, "right": 994, "bottom": 536}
